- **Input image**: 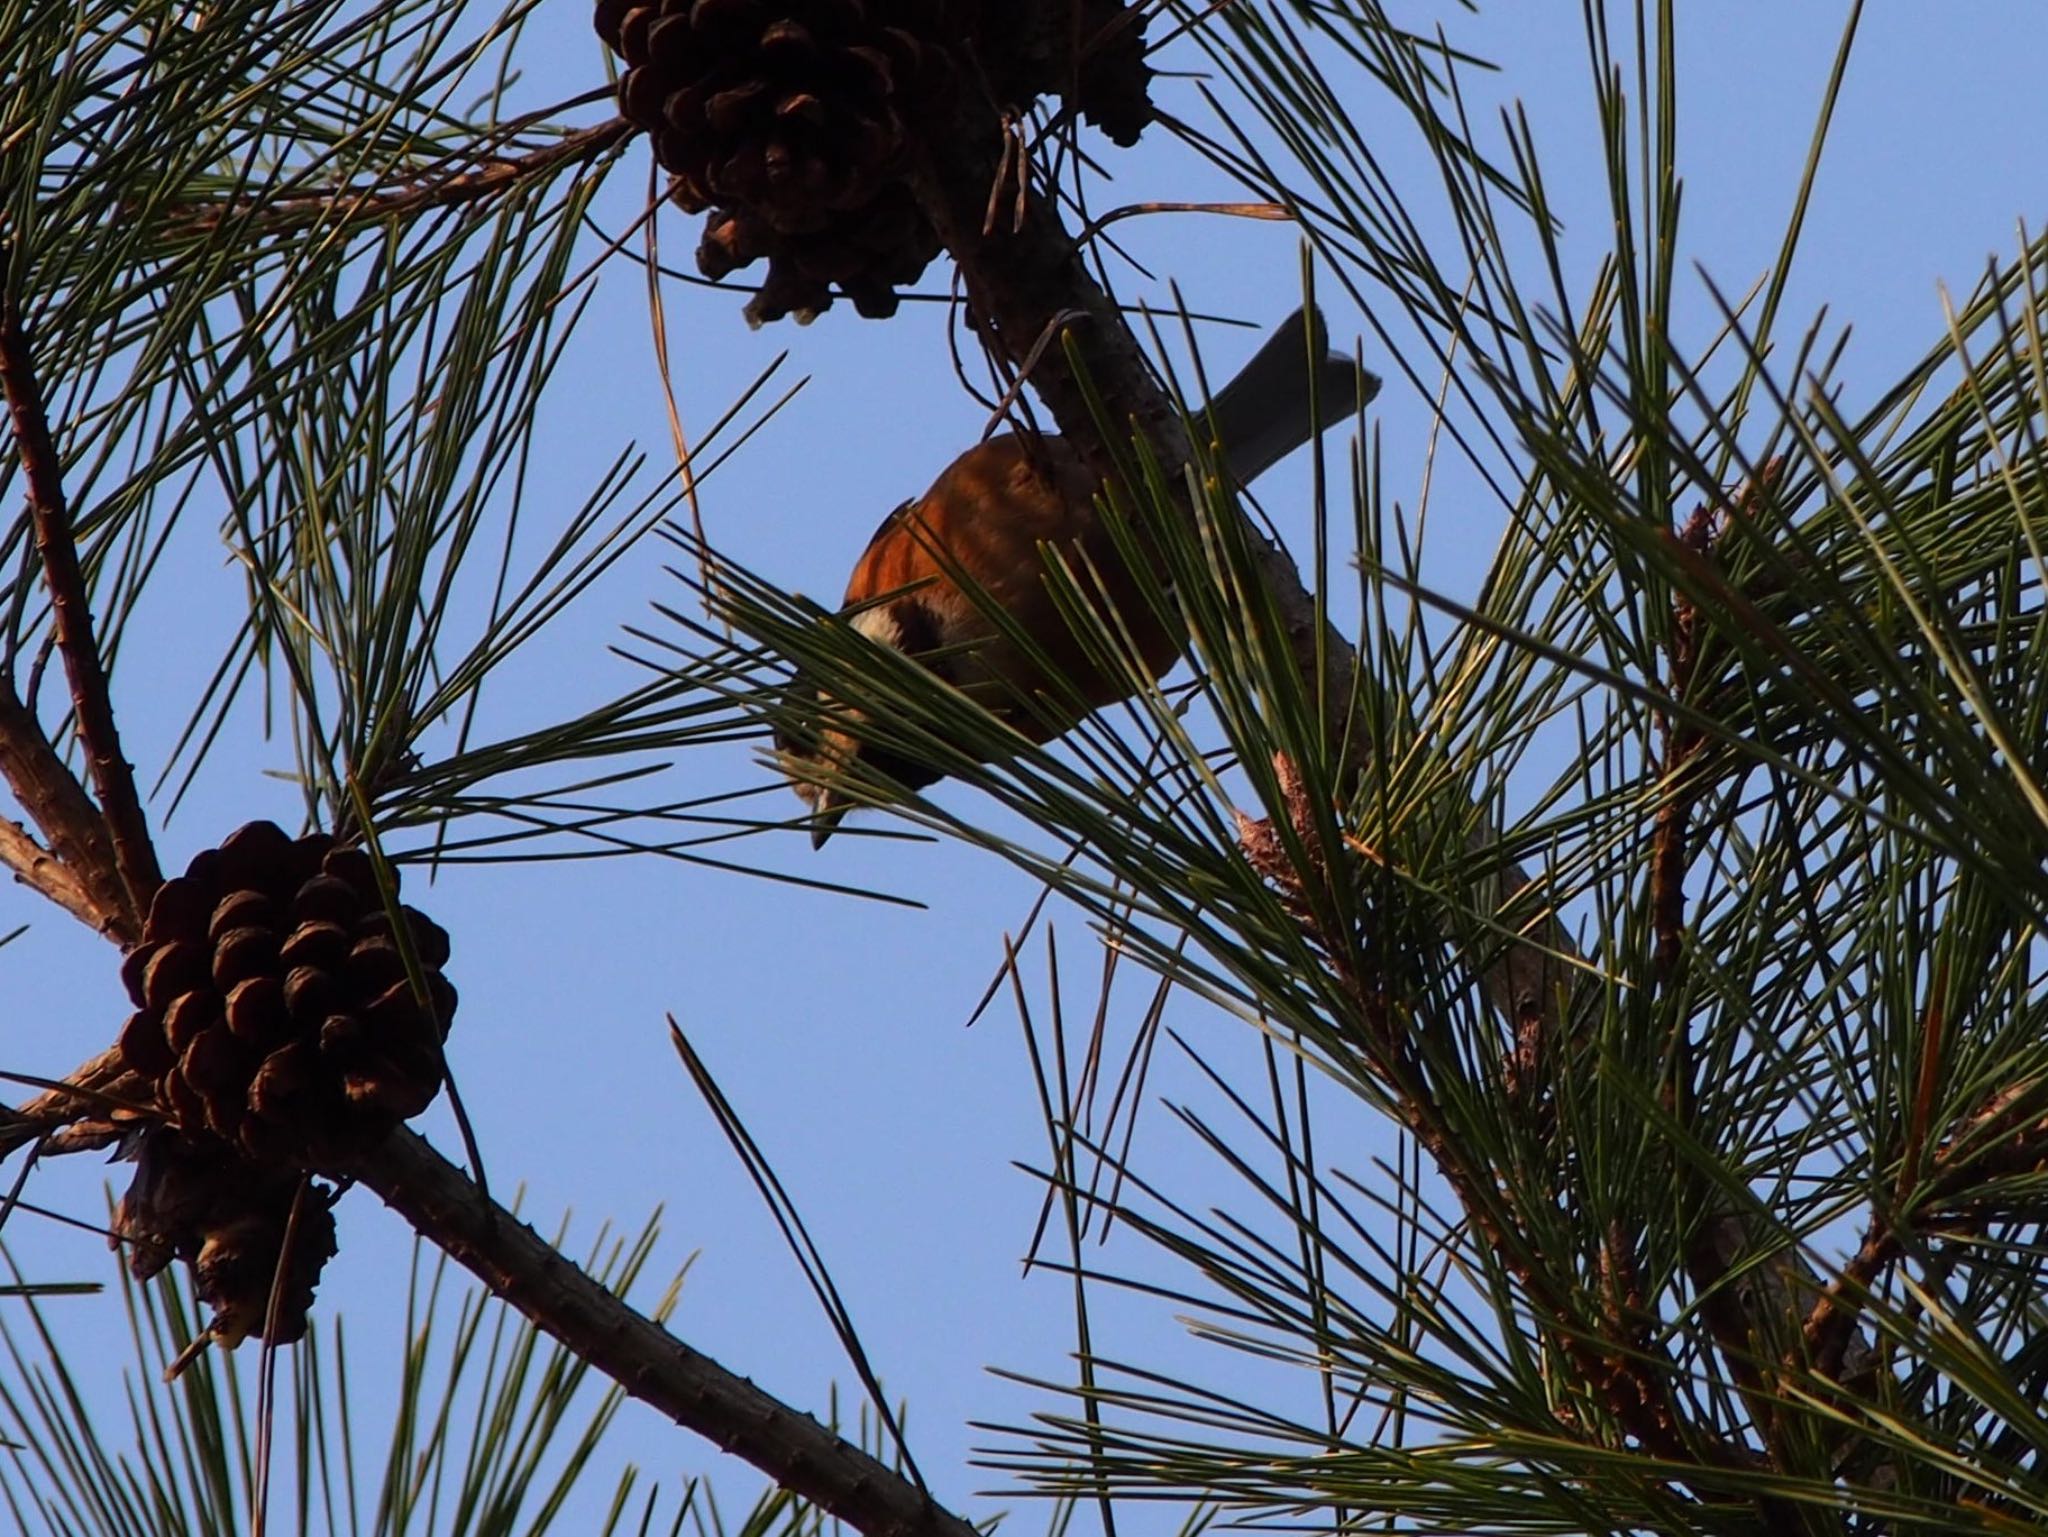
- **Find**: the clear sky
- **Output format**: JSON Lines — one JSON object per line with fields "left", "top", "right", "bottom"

{"left": 7, "top": 2, "right": 2047, "bottom": 1528}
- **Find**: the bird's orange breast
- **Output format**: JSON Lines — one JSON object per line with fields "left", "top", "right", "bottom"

{"left": 843, "top": 434, "right": 1182, "bottom": 736}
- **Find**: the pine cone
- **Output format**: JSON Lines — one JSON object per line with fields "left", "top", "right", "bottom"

{"left": 598, "top": 0, "right": 965, "bottom": 320}
{"left": 600, "top": 0, "right": 962, "bottom": 230}
{"left": 111, "top": 1126, "right": 339, "bottom": 1351}
{"left": 116, "top": 820, "right": 457, "bottom": 1164}
{"left": 706, "top": 186, "right": 940, "bottom": 322}
{"left": 977, "top": 0, "right": 1154, "bottom": 147}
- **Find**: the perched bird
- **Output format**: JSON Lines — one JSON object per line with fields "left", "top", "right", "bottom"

{"left": 779, "top": 305, "right": 1375, "bottom": 846}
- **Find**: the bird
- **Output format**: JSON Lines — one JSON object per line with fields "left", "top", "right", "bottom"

{"left": 777, "top": 305, "right": 1376, "bottom": 847}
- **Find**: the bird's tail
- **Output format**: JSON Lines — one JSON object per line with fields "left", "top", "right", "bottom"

{"left": 1207, "top": 305, "right": 1379, "bottom": 487}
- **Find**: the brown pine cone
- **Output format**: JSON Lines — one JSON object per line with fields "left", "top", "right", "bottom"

{"left": 109, "top": 820, "right": 455, "bottom": 1355}
{"left": 599, "top": 0, "right": 969, "bottom": 321}
{"left": 976, "top": 0, "right": 1154, "bottom": 146}
{"left": 111, "top": 1126, "right": 339, "bottom": 1352}
{"left": 600, "top": 0, "right": 967, "bottom": 230}
{"left": 115, "top": 821, "right": 457, "bottom": 1165}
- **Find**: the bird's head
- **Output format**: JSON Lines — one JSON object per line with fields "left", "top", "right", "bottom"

{"left": 774, "top": 600, "right": 948, "bottom": 848}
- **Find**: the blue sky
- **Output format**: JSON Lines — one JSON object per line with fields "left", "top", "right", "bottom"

{"left": 6, "top": 1, "right": 2048, "bottom": 1527}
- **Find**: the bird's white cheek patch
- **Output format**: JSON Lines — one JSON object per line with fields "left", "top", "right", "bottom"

{"left": 849, "top": 605, "right": 904, "bottom": 650}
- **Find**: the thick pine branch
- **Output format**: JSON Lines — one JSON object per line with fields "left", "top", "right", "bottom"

{"left": 340, "top": 1127, "right": 981, "bottom": 1537}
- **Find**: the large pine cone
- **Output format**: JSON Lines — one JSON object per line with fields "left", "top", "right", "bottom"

{"left": 116, "top": 820, "right": 457, "bottom": 1164}
{"left": 596, "top": 0, "right": 969, "bottom": 320}
{"left": 594, "top": 0, "right": 1155, "bottom": 321}
{"left": 602, "top": 0, "right": 960, "bottom": 229}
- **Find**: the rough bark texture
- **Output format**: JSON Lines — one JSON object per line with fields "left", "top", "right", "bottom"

{"left": 1, "top": 281, "right": 160, "bottom": 923}
{"left": 345, "top": 1129, "right": 980, "bottom": 1537}
{"left": 0, "top": 682, "right": 135, "bottom": 944}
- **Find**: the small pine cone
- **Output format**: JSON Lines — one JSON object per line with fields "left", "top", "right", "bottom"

{"left": 115, "top": 821, "right": 459, "bottom": 1165}
{"left": 974, "top": 1, "right": 1153, "bottom": 146}
{"left": 112, "top": 1126, "right": 336, "bottom": 1351}
{"left": 1073, "top": 0, "right": 1152, "bottom": 147}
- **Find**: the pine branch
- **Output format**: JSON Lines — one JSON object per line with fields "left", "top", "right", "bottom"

{"left": 0, "top": 1025, "right": 985, "bottom": 1537}
{"left": 0, "top": 814, "right": 102, "bottom": 933}
{"left": 0, "top": 269, "right": 160, "bottom": 925}
{"left": 339, "top": 1127, "right": 984, "bottom": 1537}
{"left": 0, "top": 677, "right": 135, "bottom": 944}
{"left": 1801, "top": 1070, "right": 2048, "bottom": 1386}
{"left": 159, "top": 117, "right": 633, "bottom": 242}
{"left": 1653, "top": 495, "right": 1786, "bottom": 1447}
{"left": 1237, "top": 765, "right": 1753, "bottom": 1510}
{"left": 900, "top": 70, "right": 1840, "bottom": 1528}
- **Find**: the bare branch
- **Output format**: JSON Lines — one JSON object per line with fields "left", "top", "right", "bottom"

{"left": 340, "top": 1128, "right": 984, "bottom": 1537}
{"left": 0, "top": 269, "right": 160, "bottom": 922}
{"left": 0, "top": 677, "right": 135, "bottom": 943}
{"left": 0, "top": 813, "right": 101, "bottom": 931}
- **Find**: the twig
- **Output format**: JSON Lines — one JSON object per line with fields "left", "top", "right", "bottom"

{"left": 0, "top": 1045, "right": 140, "bottom": 1155}
{"left": 0, "top": 813, "right": 101, "bottom": 932}
{"left": 1801, "top": 1039, "right": 2037, "bottom": 1385}
{"left": 1652, "top": 483, "right": 1841, "bottom": 1506}
{"left": 0, "top": 274, "right": 160, "bottom": 921}
{"left": 160, "top": 119, "right": 634, "bottom": 241}
{"left": 1653, "top": 477, "right": 1829, "bottom": 1466}
{"left": 341, "top": 1127, "right": 983, "bottom": 1537}
{"left": 0, "top": 678, "right": 134, "bottom": 943}
{"left": 1801, "top": 1218, "right": 1894, "bottom": 1385}
{"left": 979, "top": 307, "right": 1091, "bottom": 442}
